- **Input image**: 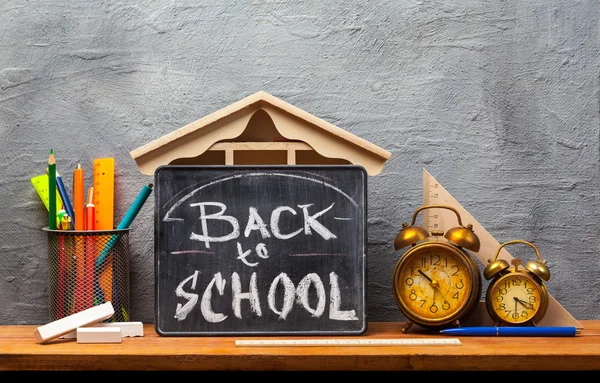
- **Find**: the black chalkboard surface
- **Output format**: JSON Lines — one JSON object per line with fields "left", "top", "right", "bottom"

{"left": 154, "top": 165, "right": 367, "bottom": 336}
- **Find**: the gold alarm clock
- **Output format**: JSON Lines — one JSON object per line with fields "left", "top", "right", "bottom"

{"left": 392, "top": 204, "right": 482, "bottom": 333}
{"left": 484, "top": 240, "right": 550, "bottom": 326}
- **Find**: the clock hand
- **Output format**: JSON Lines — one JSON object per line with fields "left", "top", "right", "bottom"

{"left": 514, "top": 297, "right": 534, "bottom": 310}
{"left": 417, "top": 268, "right": 433, "bottom": 283}
{"left": 417, "top": 269, "right": 443, "bottom": 293}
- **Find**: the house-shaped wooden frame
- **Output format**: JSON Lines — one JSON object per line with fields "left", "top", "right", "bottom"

{"left": 130, "top": 91, "right": 391, "bottom": 175}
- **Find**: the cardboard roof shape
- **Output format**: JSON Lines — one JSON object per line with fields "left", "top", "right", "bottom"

{"left": 130, "top": 91, "right": 391, "bottom": 176}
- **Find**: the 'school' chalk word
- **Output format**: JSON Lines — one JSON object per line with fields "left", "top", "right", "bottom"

{"left": 173, "top": 270, "right": 357, "bottom": 323}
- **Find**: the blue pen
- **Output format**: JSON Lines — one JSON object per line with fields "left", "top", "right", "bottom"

{"left": 95, "top": 183, "right": 154, "bottom": 270}
{"left": 55, "top": 170, "right": 75, "bottom": 230}
{"left": 440, "top": 326, "right": 580, "bottom": 337}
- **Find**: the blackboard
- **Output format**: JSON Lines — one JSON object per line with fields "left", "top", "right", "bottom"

{"left": 154, "top": 165, "right": 367, "bottom": 336}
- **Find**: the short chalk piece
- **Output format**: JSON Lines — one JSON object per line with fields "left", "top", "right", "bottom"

{"left": 77, "top": 327, "right": 122, "bottom": 344}
{"left": 61, "top": 321, "right": 144, "bottom": 339}
{"left": 34, "top": 302, "right": 115, "bottom": 344}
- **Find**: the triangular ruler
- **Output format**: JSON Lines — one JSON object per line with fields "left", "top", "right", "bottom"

{"left": 422, "top": 168, "right": 582, "bottom": 329}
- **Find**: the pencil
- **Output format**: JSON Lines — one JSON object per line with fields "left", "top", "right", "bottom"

{"left": 73, "top": 164, "right": 85, "bottom": 231}
{"left": 73, "top": 164, "right": 86, "bottom": 310}
{"left": 48, "top": 150, "right": 57, "bottom": 230}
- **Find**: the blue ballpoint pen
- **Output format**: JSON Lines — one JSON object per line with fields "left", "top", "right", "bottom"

{"left": 440, "top": 326, "right": 581, "bottom": 337}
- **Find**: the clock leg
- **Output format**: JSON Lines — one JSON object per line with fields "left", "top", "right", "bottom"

{"left": 402, "top": 321, "right": 413, "bottom": 333}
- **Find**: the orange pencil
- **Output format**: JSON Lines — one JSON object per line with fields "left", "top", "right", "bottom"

{"left": 73, "top": 163, "right": 86, "bottom": 311}
{"left": 84, "top": 187, "right": 96, "bottom": 309}
{"left": 73, "top": 164, "right": 85, "bottom": 231}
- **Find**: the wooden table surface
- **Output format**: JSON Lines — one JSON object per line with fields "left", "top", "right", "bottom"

{"left": 1, "top": 321, "right": 600, "bottom": 372}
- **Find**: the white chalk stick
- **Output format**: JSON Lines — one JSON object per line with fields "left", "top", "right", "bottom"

{"left": 34, "top": 302, "right": 115, "bottom": 344}
{"left": 77, "top": 327, "right": 122, "bottom": 344}
{"left": 61, "top": 321, "right": 144, "bottom": 339}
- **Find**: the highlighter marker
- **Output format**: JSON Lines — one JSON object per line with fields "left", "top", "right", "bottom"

{"left": 85, "top": 187, "right": 96, "bottom": 230}
{"left": 84, "top": 187, "right": 96, "bottom": 310}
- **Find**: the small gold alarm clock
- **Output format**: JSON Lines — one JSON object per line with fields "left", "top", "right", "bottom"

{"left": 392, "top": 204, "right": 482, "bottom": 333}
{"left": 484, "top": 240, "right": 550, "bottom": 326}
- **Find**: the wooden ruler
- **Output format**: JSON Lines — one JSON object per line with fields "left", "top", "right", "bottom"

{"left": 235, "top": 338, "right": 461, "bottom": 347}
{"left": 93, "top": 158, "right": 115, "bottom": 230}
{"left": 421, "top": 168, "right": 582, "bottom": 328}
{"left": 31, "top": 173, "right": 63, "bottom": 228}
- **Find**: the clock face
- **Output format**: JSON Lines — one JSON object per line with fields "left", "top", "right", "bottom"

{"left": 487, "top": 273, "right": 545, "bottom": 325}
{"left": 393, "top": 242, "right": 481, "bottom": 327}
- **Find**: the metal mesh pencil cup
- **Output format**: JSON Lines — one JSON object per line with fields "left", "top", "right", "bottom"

{"left": 44, "top": 228, "right": 131, "bottom": 322}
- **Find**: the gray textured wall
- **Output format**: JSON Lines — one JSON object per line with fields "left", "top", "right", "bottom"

{"left": 0, "top": 1, "right": 598, "bottom": 325}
